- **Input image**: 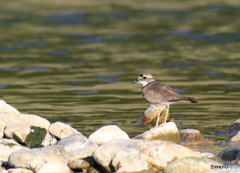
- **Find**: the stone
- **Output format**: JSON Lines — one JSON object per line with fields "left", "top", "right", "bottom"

{"left": 218, "top": 149, "right": 240, "bottom": 162}
{"left": 137, "top": 104, "right": 170, "bottom": 128}
{"left": 49, "top": 122, "right": 81, "bottom": 139}
{"left": 8, "top": 145, "right": 68, "bottom": 172}
{"left": 218, "top": 118, "right": 240, "bottom": 136}
{"left": 25, "top": 126, "right": 47, "bottom": 148}
{"left": 68, "top": 157, "right": 94, "bottom": 170}
{"left": 7, "top": 168, "right": 33, "bottom": 173}
{"left": 41, "top": 134, "right": 57, "bottom": 146}
{"left": 180, "top": 129, "right": 203, "bottom": 142}
{"left": 217, "top": 140, "right": 229, "bottom": 148}
{"left": 93, "top": 139, "right": 201, "bottom": 172}
{"left": 164, "top": 157, "right": 222, "bottom": 173}
{"left": 0, "top": 100, "right": 50, "bottom": 134}
{"left": 0, "top": 121, "right": 5, "bottom": 138}
{"left": 36, "top": 163, "right": 73, "bottom": 173}
{"left": 180, "top": 129, "right": 216, "bottom": 149}
{"left": 0, "top": 139, "right": 29, "bottom": 161}
{"left": 229, "top": 131, "right": 240, "bottom": 148}
{"left": 89, "top": 125, "right": 129, "bottom": 145}
{"left": 4, "top": 124, "right": 31, "bottom": 144}
{"left": 56, "top": 134, "right": 98, "bottom": 158}
{"left": 200, "top": 152, "right": 216, "bottom": 159}
{"left": 133, "top": 122, "right": 180, "bottom": 144}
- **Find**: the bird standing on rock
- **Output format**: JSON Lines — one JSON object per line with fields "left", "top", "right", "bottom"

{"left": 131, "top": 73, "right": 198, "bottom": 129}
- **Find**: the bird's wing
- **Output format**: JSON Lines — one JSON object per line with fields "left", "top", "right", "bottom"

{"left": 142, "top": 82, "right": 182, "bottom": 104}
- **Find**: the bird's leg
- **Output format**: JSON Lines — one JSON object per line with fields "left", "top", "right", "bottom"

{"left": 159, "top": 105, "right": 169, "bottom": 127}
{"left": 150, "top": 106, "right": 163, "bottom": 130}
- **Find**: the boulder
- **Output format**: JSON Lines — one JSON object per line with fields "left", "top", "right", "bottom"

{"left": 8, "top": 145, "right": 68, "bottom": 172}
{"left": 137, "top": 104, "right": 170, "bottom": 128}
{"left": 7, "top": 168, "right": 33, "bottom": 173}
{"left": 0, "top": 121, "right": 5, "bottom": 138}
{"left": 163, "top": 157, "right": 222, "bottom": 173}
{"left": 49, "top": 122, "right": 80, "bottom": 139}
{"left": 4, "top": 124, "right": 31, "bottom": 143}
{"left": 134, "top": 122, "right": 180, "bottom": 144}
{"left": 0, "top": 100, "right": 50, "bottom": 134}
{"left": 218, "top": 118, "right": 240, "bottom": 136}
{"left": 41, "top": 134, "right": 57, "bottom": 146}
{"left": 68, "top": 157, "right": 94, "bottom": 170}
{"left": 56, "top": 134, "right": 98, "bottom": 158}
{"left": 180, "top": 128, "right": 216, "bottom": 149}
{"left": 229, "top": 131, "right": 240, "bottom": 148}
{"left": 0, "top": 139, "right": 29, "bottom": 161}
{"left": 36, "top": 163, "right": 73, "bottom": 173}
{"left": 93, "top": 139, "right": 201, "bottom": 172}
{"left": 218, "top": 149, "right": 240, "bottom": 162}
{"left": 89, "top": 125, "right": 129, "bottom": 145}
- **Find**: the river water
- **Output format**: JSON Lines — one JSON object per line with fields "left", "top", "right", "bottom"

{"left": 0, "top": 1, "right": 240, "bottom": 145}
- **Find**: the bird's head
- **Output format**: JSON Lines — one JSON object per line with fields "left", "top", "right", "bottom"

{"left": 131, "top": 73, "right": 155, "bottom": 87}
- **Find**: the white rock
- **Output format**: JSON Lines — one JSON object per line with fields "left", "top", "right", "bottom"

{"left": 93, "top": 139, "right": 201, "bottom": 172}
{"left": 89, "top": 125, "right": 129, "bottom": 145}
{"left": 7, "top": 168, "right": 33, "bottom": 173}
{"left": 36, "top": 163, "right": 73, "bottom": 173}
{"left": 49, "top": 122, "right": 81, "bottom": 139}
{"left": 0, "top": 144, "right": 29, "bottom": 162}
{"left": 134, "top": 122, "right": 180, "bottom": 143}
{"left": 41, "top": 134, "right": 57, "bottom": 146}
{"left": 56, "top": 134, "right": 98, "bottom": 158}
{"left": 0, "top": 121, "right": 5, "bottom": 138}
{"left": 8, "top": 145, "right": 68, "bottom": 172}
{"left": 4, "top": 124, "right": 31, "bottom": 143}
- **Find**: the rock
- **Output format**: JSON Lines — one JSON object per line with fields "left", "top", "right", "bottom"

{"left": 200, "top": 152, "right": 216, "bottom": 159}
{"left": 56, "top": 134, "right": 98, "bottom": 158}
{"left": 229, "top": 131, "right": 240, "bottom": 148}
{"left": 7, "top": 168, "right": 33, "bottom": 173}
{"left": 25, "top": 126, "right": 47, "bottom": 148}
{"left": 68, "top": 157, "right": 94, "bottom": 170}
{"left": 36, "top": 163, "right": 73, "bottom": 173}
{"left": 4, "top": 124, "right": 31, "bottom": 143}
{"left": 217, "top": 140, "right": 229, "bottom": 148}
{"left": 133, "top": 122, "right": 180, "bottom": 144}
{"left": 49, "top": 122, "right": 80, "bottom": 139}
{"left": 137, "top": 104, "right": 170, "bottom": 128}
{"left": 218, "top": 118, "right": 240, "bottom": 136}
{"left": 0, "top": 139, "right": 29, "bottom": 161}
{"left": 0, "top": 121, "right": 5, "bottom": 138}
{"left": 180, "top": 129, "right": 216, "bottom": 149}
{"left": 89, "top": 125, "right": 129, "bottom": 145}
{"left": 41, "top": 134, "right": 57, "bottom": 146}
{"left": 93, "top": 139, "right": 201, "bottom": 172}
{"left": 218, "top": 149, "right": 240, "bottom": 162}
{"left": 163, "top": 157, "right": 222, "bottom": 173}
{"left": 180, "top": 129, "right": 203, "bottom": 142}
{"left": 8, "top": 145, "right": 68, "bottom": 172}
{"left": 0, "top": 100, "right": 50, "bottom": 133}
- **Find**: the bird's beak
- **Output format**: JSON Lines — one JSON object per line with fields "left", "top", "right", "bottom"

{"left": 131, "top": 80, "right": 138, "bottom": 84}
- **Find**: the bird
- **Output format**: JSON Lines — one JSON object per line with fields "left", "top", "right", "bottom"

{"left": 131, "top": 73, "right": 197, "bottom": 129}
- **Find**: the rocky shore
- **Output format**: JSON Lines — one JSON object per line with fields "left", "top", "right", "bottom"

{"left": 1, "top": 100, "right": 240, "bottom": 173}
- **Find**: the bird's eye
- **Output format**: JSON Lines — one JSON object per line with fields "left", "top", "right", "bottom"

{"left": 143, "top": 77, "right": 146, "bottom": 79}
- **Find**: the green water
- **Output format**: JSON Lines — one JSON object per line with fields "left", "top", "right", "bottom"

{"left": 0, "top": 0, "right": 240, "bottom": 144}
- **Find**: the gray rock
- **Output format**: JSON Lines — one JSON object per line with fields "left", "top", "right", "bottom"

{"left": 36, "top": 163, "right": 73, "bottom": 173}
{"left": 0, "top": 121, "right": 5, "bottom": 138}
{"left": 4, "top": 124, "right": 31, "bottom": 143}
{"left": 89, "top": 125, "right": 129, "bottom": 145}
{"left": 218, "top": 118, "right": 240, "bottom": 136}
{"left": 7, "top": 168, "right": 34, "bottom": 173}
{"left": 8, "top": 145, "right": 68, "bottom": 172}
{"left": 229, "top": 131, "right": 240, "bottom": 148}
{"left": 134, "top": 122, "right": 180, "bottom": 144}
{"left": 93, "top": 139, "right": 201, "bottom": 172}
{"left": 49, "top": 122, "right": 81, "bottom": 139}
{"left": 163, "top": 157, "right": 222, "bottom": 173}
{"left": 56, "top": 134, "right": 98, "bottom": 158}
{"left": 0, "top": 100, "right": 50, "bottom": 134}
{"left": 0, "top": 140, "right": 29, "bottom": 162}
{"left": 218, "top": 149, "right": 240, "bottom": 162}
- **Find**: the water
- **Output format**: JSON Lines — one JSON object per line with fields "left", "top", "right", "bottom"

{"left": 0, "top": 1, "right": 240, "bottom": 146}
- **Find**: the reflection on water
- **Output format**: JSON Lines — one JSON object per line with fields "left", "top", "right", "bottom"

{"left": 0, "top": 1, "right": 240, "bottom": 152}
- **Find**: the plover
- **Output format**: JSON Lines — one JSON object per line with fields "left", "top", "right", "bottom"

{"left": 132, "top": 73, "right": 197, "bottom": 128}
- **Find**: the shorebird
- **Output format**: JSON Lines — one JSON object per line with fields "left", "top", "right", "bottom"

{"left": 132, "top": 73, "right": 197, "bottom": 128}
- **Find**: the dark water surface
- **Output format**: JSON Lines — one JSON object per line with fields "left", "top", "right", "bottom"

{"left": 0, "top": 1, "right": 240, "bottom": 149}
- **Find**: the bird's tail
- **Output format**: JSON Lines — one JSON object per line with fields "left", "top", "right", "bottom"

{"left": 169, "top": 97, "right": 198, "bottom": 103}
